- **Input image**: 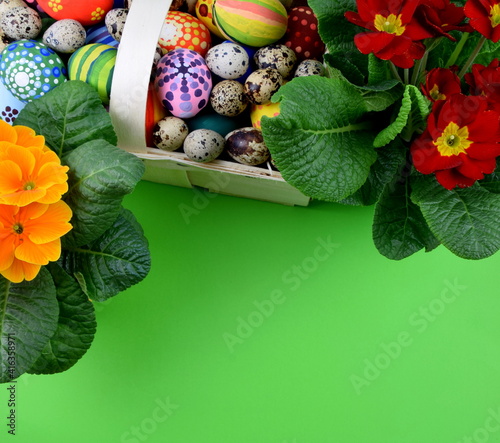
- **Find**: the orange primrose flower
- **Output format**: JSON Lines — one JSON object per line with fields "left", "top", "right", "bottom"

{"left": 0, "top": 200, "right": 73, "bottom": 283}
{"left": 0, "top": 120, "right": 69, "bottom": 207}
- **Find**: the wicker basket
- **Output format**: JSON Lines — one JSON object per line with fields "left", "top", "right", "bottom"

{"left": 108, "top": 0, "right": 310, "bottom": 206}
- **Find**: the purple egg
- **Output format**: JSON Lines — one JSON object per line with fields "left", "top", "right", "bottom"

{"left": 154, "top": 48, "right": 212, "bottom": 119}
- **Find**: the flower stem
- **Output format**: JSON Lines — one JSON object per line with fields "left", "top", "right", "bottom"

{"left": 445, "top": 32, "right": 469, "bottom": 69}
{"left": 389, "top": 62, "right": 403, "bottom": 83}
{"left": 458, "top": 35, "right": 487, "bottom": 79}
{"left": 404, "top": 68, "right": 410, "bottom": 84}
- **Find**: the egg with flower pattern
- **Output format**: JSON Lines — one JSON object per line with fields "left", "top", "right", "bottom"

{"left": 154, "top": 48, "right": 212, "bottom": 119}
{"left": 36, "top": 0, "right": 114, "bottom": 26}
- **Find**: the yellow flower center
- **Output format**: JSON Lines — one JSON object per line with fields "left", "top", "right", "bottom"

{"left": 374, "top": 14, "right": 406, "bottom": 35}
{"left": 429, "top": 84, "right": 446, "bottom": 101}
{"left": 434, "top": 122, "right": 472, "bottom": 156}
{"left": 13, "top": 223, "right": 23, "bottom": 235}
{"left": 490, "top": 4, "right": 500, "bottom": 27}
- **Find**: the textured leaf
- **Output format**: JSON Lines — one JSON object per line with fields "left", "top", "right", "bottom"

{"left": 324, "top": 51, "right": 365, "bottom": 86}
{"left": 359, "top": 80, "right": 405, "bottom": 112}
{"left": 374, "top": 85, "right": 429, "bottom": 147}
{"left": 14, "top": 80, "right": 117, "bottom": 158}
{"left": 479, "top": 160, "right": 500, "bottom": 194}
{"left": 28, "top": 263, "right": 96, "bottom": 375}
{"left": 367, "top": 53, "right": 392, "bottom": 85}
{"left": 262, "top": 76, "right": 377, "bottom": 202}
{"left": 61, "top": 208, "right": 151, "bottom": 302}
{"left": 411, "top": 175, "right": 500, "bottom": 259}
{"left": 62, "top": 140, "right": 145, "bottom": 248}
{"left": 340, "top": 138, "right": 407, "bottom": 206}
{"left": 373, "top": 175, "right": 440, "bottom": 260}
{"left": 0, "top": 269, "right": 58, "bottom": 382}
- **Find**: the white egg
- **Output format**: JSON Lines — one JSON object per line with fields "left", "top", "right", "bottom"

{"left": 183, "top": 129, "right": 225, "bottom": 162}
{"left": 205, "top": 42, "right": 249, "bottom": 80}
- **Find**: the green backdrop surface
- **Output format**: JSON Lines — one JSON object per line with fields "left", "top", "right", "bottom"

{"left": 2, "top": 180, "right": 500, "bottom": 443}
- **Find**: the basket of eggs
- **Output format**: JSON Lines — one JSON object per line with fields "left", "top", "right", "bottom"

{"left": 0, "top": 0, "right": 325, "bottom": 206}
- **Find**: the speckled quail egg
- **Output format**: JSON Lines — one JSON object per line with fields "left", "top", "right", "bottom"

{"left": 0, "top": 27, "right": 9, "bottom": 53}
{"left": 105, "top": 8, "right": 128, "bottom": 42}
{"left": 253, "top": 44, "right": 297, "bottom": 79}
{"left": 225, "top": 127, "right": 270, "bottom": 166}
{"left": 205, "top": 42, "right": 249, "bottom": 80}
{"left": 43, "top": 19, "right": 86, "bottom": 53}
{"left": 1, "top": 6, "right": 41, "bottom": 40}
{"left": 184, "top": 128, "right": 225, "bottom": 162}
{"left": 153, "top": 116, "right": 189, "bottom": 151}
{"left": 0, "top": 0, "right": 27, "bottom": 20}
{"left": 244, "top": 68, "right": 283, "bottom": 105}
{"left": 294, "top": 59, "right": 326, "bottom": 77}
{"left": 210, "top": 80, "right": 248, "bottom": 117}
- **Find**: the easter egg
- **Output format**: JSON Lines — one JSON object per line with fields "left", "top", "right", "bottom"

{"left": 195, "top": 0, "right": 224, "bottom": 39}
{"left": 36, "top": 0, "right": 114, "bottom": 26}
{"left": 250, "top": 101, "right": 280, "bottom": 129}
{"left": 282, "top": 6, "right": 324, "bottom": 61}
{"left": 186, "top": 111, "right": 241, "bottom": 137}
{"left": 68, "top": 43, "right": 116, "bottom": 104}
{"left": 145, "top": 84, "right": 168, "bottom": 147}
{"left": 0, "top": 40, "right": 67, "bottom": 102}
{"left": 0, "top": 80, "right": 26, "bottom": 124}
{"left": 158, "top": 11, "right": 211, "bottom": 57}
{"left": 213, "top": 0, "right": 288, "bottom": 48}
{"left": 86, "top": 23, "right": 119, "bottom": 47}
{"left": 154, "top": 48, "right": 212, "bottom": 119}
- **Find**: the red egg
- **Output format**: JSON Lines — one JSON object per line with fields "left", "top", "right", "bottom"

{"left": 37, "top": 0, "right": 114, "bottom": 26}
{"left": 282, "top": 6, "right": 324, "bottom": 61}
{"left": 158, "top": 11, "right": 212, "bottom": 57}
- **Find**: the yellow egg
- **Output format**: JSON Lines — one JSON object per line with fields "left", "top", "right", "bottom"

{"left": 195, "top": 0, "right": 224, "bottom": 39}
{"left": 250, "top": 102, "right": 280, "bottom": 129}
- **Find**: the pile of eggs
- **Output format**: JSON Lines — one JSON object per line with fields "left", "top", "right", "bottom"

{"left": 0, "top": 0, "right": 326, "bottom": 168}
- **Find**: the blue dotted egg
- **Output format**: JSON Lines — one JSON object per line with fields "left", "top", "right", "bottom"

{"left": 0, "top": 40, "right": 67, "bottom": 103}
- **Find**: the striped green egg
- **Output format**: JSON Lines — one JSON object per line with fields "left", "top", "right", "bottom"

{"left": 213, "top": 0, "right": 288, "bottom": 48}
{"left": 68, "top": 43, "right": 116, "bottom": 104}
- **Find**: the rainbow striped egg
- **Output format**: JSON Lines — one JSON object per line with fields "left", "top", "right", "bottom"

{"left": 68, "top": 43, "right": 117, "bottom": 104}
{"left": 213, "top": 0, "right": 288, "bottom": 48}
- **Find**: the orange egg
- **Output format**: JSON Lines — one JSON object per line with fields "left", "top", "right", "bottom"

{"left": 37, "top": 0, "right": 114, "bottom": 26}
{"left": 158, "top": 11, "right": 212, "bottom": 57}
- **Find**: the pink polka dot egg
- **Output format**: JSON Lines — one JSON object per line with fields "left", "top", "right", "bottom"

{"left": 154, "top": 48, "right": 212, "bottom": 119}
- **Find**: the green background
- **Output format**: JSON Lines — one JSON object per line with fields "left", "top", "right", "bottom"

{"left": 2, "top": 180, "right": 500, "bottom": 443}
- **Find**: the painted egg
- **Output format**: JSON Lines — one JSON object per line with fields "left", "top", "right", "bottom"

{"left": 186, "top": 111, "right": 241, "bottom": 137}
{"left": 225, "top": 127, "right": 270, "bottom": 165}
{"left": 253, "top": 44, "right": 297, "bottom": 79}
{"left": 244, "top": 68, "right": 283, "bottom": 105}
{"left": 0, "top": 40, "right": 67, "bottom": 102}
{"left": 183, "top": 128, "right": 225, "bottom": 162}
{"left": 153, "top": 116, "right": 188, "bottom": 151}
{"left": 24, "top": 0, "right": 45, "bottom": 15}
{"left": 105, "top": 7, "right": 128, "bottom": 42}
{"left": 205, "top": 42, "right": 249, "bottom": 80}
{"left": 43, "top": 19, "right": 86, "bottom": 53}
{"left": 36, "top": 0, "right": 114, "bottom": 26}
{"left": 0, "top": 80, "right": 26, "bottom": 124}
{"left": 145, "top": 84, "right": 168, "bottom": 147}
{"left": 195, "top": 0, "right": 224, "bottom": 39}
{"left": 250, "top": 101, "right": 280, "bottom": 129}
{"left": 282, "top": 6, "right": 324, "bottom": 61}
{"left": 1, "top": 6, "right": 42, "bottom": 40}
{"left": 154, "top": 48, "right": 212, "bottom": 119}
{"left": 294, "top": 59, "right": 325, "bottom": 77}
{"left": 68, "top": 43, "right": 117, "bottom": 104}
{"left": 213, "top": 0, "right": 288, "bottom": 48}
{"left": 158, "top": 11, "right": 211, "bottom": 57}
{"left": 210, "top": 80, "right": 247, "bottom": 117}
{"left": 86, "top": 23, "right": 119, "bottom": 47}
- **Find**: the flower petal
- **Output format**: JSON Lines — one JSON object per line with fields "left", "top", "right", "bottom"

{"left": 0, "top": 234, "right": 16, "bottom": 271}
{"left": 36, "top": 182, "right": 69, "bottom": 204}
{"left": 1, "top": 258, "right": 41, "bottom": 283}
{"left": 0, "top": 189, "right": 47, "bottom": 207}
{"left": 0, "top": 120, "right": 18, "bottom": 144}
{"left": 0, "top": 160, "right": 23, "bottom": 195}
{"left": 15, "top": 237, "right": 61, "bottom": 265}
{"left": 13, "top": 125, "right": 46, "bottom": 149}
{"left": 435, "top": 168, "right": 476, "bottom": 189}
{"left": 24, "top": 200, "right": 72, "bottom": 244}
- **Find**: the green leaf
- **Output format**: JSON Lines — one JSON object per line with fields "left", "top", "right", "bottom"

{"left": 0, "top": 269, "right": 58, "bottom": 382}
{"left": 373, "top": 175, "right": 440, "bottom": 260}
{"left": 14, "top": 80, "right": 117, "bottom": 158}
{"left": 262, "top": 76, "right": 377, "bottom": 202}
{"left": 324, "top": 52, "right": 365, "bottom": 86}
{"left": 411, "top": 175, "right": 500, "bottom": 259}
{"left": 62, "top": 139, "right": 145, "bottom": 248}
{"left": 478, "top": 160, "right": 500, "bottom": 194}
{"left": 340, "top": 138, "right": 407, "bottom": 206}
{"left": 373, "top": 85, "right": 430, "bottom": 148}
{"left": 61, "top": 208, "right": 151, "bottom": 302}
{"left": 28, "top": 263, "right": 96, "bottom": 375}
{"left": 367, "top": 53, "right": 392, "bottom": 85}
{"left": 359, "top": 80, "right": 405, "bottom": 112}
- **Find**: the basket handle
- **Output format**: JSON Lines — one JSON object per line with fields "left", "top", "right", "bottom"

{"left": 109, "top": 0, "right": 173, "bottom": 153}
